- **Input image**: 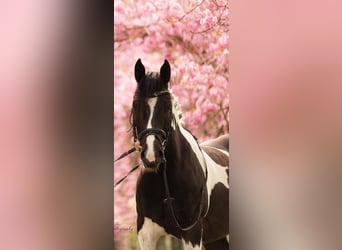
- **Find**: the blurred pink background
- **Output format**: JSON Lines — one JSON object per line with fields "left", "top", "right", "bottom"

{"left": 231, "top": 0, "right": 342, "bottom": 249}
{"left": 0, "top": 1, "right": 89, "bottom": 250}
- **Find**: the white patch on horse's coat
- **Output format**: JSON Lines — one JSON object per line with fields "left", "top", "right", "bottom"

{"left": 138, "top": 217, "right": 166, "bottom": 250}
{"left": 171, "top": 93, "right": 229, "bottom": 197}
{"left": 145, "top": 97, "right": 158, "bottom": 163}
{"left": 171, "top": 95, "right": 206, "bottom": 173}
{"left": 203, "top": 151, "right": 229, "bottom": 212}
{"left": 172, "top": 99, "right": 206, "bottom": 174}
{"left": 178, "top": 126, "right": 207, "bottom": 173}
{"left": 182, "top": 240, "right": 202, "bottom": 250}
{"left": 170, "top": 92, "right": 229, "bottom": 215}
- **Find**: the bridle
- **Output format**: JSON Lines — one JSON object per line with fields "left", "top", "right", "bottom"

{"left": 132, "top": 90, "right": 171, "bottom": 163}
{"left": 133, "top": 89, "right": 171, "bottom": 148}
{"left": 115, "top": 90, "right": 208, "bottom": 231}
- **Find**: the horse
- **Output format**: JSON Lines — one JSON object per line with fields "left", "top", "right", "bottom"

{"left": 131, "top": 59, "right": 229, "bottom": 250}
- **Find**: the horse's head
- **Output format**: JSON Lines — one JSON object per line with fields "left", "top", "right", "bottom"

{"left": 131, "top": 59, "right": 174, "bottom": 170}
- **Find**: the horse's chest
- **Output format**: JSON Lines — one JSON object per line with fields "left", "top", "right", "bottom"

{"left": 136, "top": 174, "right": 202, "bottom": 239}
{"left": 136, "top": 177, "right": 165, "bottom": 219}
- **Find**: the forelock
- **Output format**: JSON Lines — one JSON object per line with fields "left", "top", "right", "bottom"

{"left": 135, "top": 72, "right": 167, "bottom": 98}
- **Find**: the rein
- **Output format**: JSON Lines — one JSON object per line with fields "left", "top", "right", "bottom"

{"left": 114, "top": 147, "right": 137, "bottom": 163}
{"left": 114, "top": 143, "right": 142, "bottom": 188}
{"left": 162, "top": 159, "right": 208, "bottom": 231}
{"left": 114, "top": 163, "right": 141, "bottom": 188}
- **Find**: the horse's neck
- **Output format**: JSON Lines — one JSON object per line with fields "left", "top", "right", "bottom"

{"left": 164, "top": 124, "right": 206, "bottom": 176}
{"left": 162, "top": 125, "right": 206, "bottom": 202}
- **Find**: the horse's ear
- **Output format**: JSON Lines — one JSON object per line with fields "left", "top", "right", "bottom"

{"left": 160, "top": 59, "right": 171, "bottom": 87}
{"left": 135, "top": 59, "right": 145, "bottom": 83}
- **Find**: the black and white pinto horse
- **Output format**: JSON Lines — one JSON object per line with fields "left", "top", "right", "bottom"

{"left": 131, "top": 59, "right": 229, "bottom": 250}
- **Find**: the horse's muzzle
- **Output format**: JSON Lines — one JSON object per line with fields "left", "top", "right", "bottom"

{"left": 141, "top": 152, "right": 165, "bottom": 170}
{"left": 142, "top": 159, "right": 160, "bottom": 169}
